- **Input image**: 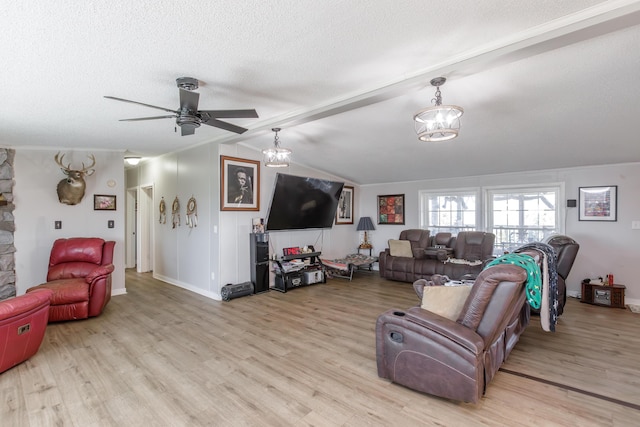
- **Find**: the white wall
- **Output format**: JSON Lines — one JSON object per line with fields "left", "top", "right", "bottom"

{"left": 359, "top": 162, "right": 640, "bottom": 305}
{"left": 126, "top": 142, "right": 356, "bottom": 300}
{"left": 13, "top": 149, "right": 126, "bottom": 295}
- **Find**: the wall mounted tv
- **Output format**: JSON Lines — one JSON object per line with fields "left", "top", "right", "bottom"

{"left": 265, "top": 173, "right": 345, "bottom": 231}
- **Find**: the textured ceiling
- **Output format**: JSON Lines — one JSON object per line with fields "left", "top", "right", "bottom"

{"left": 2, "top": 1, "right": 640, "bottom": 184}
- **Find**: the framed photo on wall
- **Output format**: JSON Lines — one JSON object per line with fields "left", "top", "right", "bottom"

{"left": 94, "top": 194, "right": 116, "bottom": 211}
{"left": 220, "top": 156, "right": 260, "bottom": 211}
{"left": 377, "top": 194, "right": 405, "bottom": 225}
{"left": 336, "top": 185, "right": 354, "bottom": 224}
{"left": 579, "top": 185, "right": 617, "bottom": 221}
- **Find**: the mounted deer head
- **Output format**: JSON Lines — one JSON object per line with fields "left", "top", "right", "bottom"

{"left": 55, "top": 152, "right": 96, "bottom": 205}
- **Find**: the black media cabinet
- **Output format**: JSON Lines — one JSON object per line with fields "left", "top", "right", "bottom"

{"left": 272, "top": 252, "right": 325, "bottom": 293}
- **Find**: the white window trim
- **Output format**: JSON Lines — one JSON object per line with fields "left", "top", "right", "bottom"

{"left": 419, "top": 187, "right": 481, "bottom": 231}
{"left": 483, "top": 182, "right": 565, "bottom": 234}
{"left": 419, "top": 183, "right": 566, "bottom": 241}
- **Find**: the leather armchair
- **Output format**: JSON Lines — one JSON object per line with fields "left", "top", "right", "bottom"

{"left": 0, "top": 288, "right": 53, "bottom": 373}
{"left": 376, "top": 263, "right": 530, "bottom": 403}
{"left": 27, "top": 238, "right": 115, "bottom": 322}
{"left": 542, "top": 235, "right": 579, "bottom": 315}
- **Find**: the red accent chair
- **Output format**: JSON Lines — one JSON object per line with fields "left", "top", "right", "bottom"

{"left": 0, "top": 289, "right": 53, "bottom": 373}
{"left": 27, "top": 238, "right": 115, "bottom": 322}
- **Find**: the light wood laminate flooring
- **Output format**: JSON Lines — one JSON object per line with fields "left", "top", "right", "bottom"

{"left": 2, "top": 270, "right": 639, "bottom": 426}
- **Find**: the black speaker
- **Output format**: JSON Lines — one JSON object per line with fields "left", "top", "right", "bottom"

{"left": 250, "top": 233, "right": 270, "bottom": 293}
{"left": 221, "top": 281, "right": 254, "bottom": 301}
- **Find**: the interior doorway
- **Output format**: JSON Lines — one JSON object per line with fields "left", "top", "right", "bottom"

{"left": 138, "top": 185, "right": 154, "bottom": 273}
{"left": 125, "top": 188, "right": 137, "bottom": 269}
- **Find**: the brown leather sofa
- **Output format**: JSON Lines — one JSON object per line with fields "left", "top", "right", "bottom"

{"left": 27, "top": 237, "right": 115, "bottom": 322}
{"left": 379, "top": 230, "right": 495, "bottom": 282}
{"left": 376, "top": 263, "right": 530, "bottom": 403}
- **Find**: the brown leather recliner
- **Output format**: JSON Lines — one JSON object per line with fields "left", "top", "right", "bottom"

{"left": 437, "top": 231, "right": 496, "bottom": 279}
{"left": 378, "top": 229, "right": 430, "bottom": 282}
{"left": 542, "top": 235, "right": 579, "bottom": 315}
{"left": 376, "top": 263, "right": 530, "bottom": 403}
{"left": 27, "top": 238, "right": 115, "bottom": 322}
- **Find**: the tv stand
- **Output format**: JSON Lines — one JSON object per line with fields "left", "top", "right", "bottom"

{"left": 272, "top": 252, "right": 325, "bottom": 292}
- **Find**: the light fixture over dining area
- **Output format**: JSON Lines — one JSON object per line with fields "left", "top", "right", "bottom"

{"left": 262, "top": 128, "right": 292, "bottom": 168}
{"left": 414, "top": 77, "right": 463, "bottom": 142}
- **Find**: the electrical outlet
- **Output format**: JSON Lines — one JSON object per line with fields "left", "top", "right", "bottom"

{"left": 632, "top": 221, "right": 640, "bottom": 230}
{"left": 108, "top": 220, "right": 114, "bottom": 229}
{"left": 54, "top": 221, "right": 62, "bottom": 229}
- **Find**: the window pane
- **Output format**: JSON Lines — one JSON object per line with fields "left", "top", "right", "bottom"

{"left": 420, "top": 191, "right": 477, "bottom": 235}
{"left": 488, "top": 187, "right": 560, "bottom": 255}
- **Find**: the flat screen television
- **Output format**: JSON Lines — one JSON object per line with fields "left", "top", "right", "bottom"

{"left": 265, "top": 173, "right": 345, "bottom": 231}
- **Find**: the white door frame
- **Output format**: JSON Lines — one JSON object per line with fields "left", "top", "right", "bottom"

{"left": 125, "top": 188, "right": 137, "bottom": 268}
{"left": 138, "top": 184, "right": 154, "bottom": 273}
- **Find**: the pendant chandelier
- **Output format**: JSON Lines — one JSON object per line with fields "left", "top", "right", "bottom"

{"left": 414, "top": 77, "right": 463, "bottom": 142}
{"left": 262, "top": 127, "right": 291, "bottom": 168}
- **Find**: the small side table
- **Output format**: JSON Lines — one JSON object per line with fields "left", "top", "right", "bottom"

{"left": 357, "top": 246, "right": 373, "bottom": 256}
{"left": 581, "top": 282, "right": 626, "bottom": 308}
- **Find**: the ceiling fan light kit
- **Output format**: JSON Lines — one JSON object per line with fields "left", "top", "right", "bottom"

{"left": 104, "top": 77, "right": 258, "bottom": 136}
{"left": 262, "top": 128, "right": 292, "bottom": 168}
{"left": 414, "top": 77, "right": 463, "bottom": 142}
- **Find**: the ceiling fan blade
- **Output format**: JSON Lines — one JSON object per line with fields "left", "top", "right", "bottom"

{"left": 181, "top": 125, "right": 196, "bottom": 136}
{"left": 202, "top": 118, "right": 248, "bottom": 134}
{"left": 119, "top": 115, "right": 176, "bottom": 122}
{"left": 199, "top": 109, "right": 259, "bottom": 119}
{"left": 179, "top": 89, "right": 199, "bottom": 111}
{"left": 104, "top": 96, "right": 176, "bottom": 113}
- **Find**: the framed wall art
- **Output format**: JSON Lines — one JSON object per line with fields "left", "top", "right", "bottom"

{"left": 220, "top": 156, "right": 260, "bottom": 211}
{"left": 578, "top": 185, "right": 617, "bottom": 221}
{"left": 336, "top": 185, "right": 354, "bottom": 224}
{"left": 94, "top": 194, "right": 116, "bottom": 211}
{"left": 377, "top": 194, "right": 405, "bottom": 225}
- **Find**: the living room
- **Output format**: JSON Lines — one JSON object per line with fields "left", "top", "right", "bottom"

{"left": 3, "top": 1, "right": 640, "bottom": 424}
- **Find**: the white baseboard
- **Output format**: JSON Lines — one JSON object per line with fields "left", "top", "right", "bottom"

{"left": 153, "top": 273, "right": 222, "bottom": 301}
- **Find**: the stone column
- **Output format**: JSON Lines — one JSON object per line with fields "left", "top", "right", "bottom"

{"left": 0, "top": 148, "right": 15, "bottom": 301}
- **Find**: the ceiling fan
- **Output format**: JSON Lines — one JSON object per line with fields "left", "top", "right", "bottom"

{"left": 104, "top": 77, "right": 259, "bottom": 136}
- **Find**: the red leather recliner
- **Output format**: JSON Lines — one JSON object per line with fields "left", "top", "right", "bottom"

{"left": 27, "top": 238, "right": 115, "bottom": 322}
{"left": 0, "top": 288, "right": 53, "bottom": 373}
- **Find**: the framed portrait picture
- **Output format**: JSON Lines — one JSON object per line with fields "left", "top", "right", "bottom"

{"left": 220, "top": 156, "right": 260, "bottom": 211}
{"left": 579, "top": 186, "right": 617, "bottom": 221}
{"left": 336, "top": 185, "right": 354, "bottom": 224}
{"left": 94, "top": 194, "right": 116, "bottom": 211}
{"left": 378, "top": 194, "right": 405, "bottom": 225}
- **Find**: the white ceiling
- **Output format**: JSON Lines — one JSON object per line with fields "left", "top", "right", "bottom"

{"left": 2, "top": 1, "right": 640, "bottom": 184}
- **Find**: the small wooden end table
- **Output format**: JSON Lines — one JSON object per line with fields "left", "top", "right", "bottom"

{"left": 581, "top": 282, "right": 626, "bottom": 308}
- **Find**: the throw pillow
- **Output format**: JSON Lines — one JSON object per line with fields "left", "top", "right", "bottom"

{"left": 421, "top": 285, "right": 473, "bottom": 321}
{"left": 388, "top": 239, "right": 413, "bottom": 257}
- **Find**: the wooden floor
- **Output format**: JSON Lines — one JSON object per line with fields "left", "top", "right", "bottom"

{"left": 2, "top": 270, "right": 639, "bottom": 426}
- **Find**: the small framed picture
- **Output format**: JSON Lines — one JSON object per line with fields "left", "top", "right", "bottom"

{"left": 579, "top": 186, "right": 617, "bottom": 221}
{"left": 220, "top": 156, "right": 260, "bottom": 211}
{"left": 378, "top": 194, "right": 405, "bottom": 225}
{"left": 94, "top": 194, "right": 116, "bottom": 211}
{"left": 336, "top": 185, "right": 354, "bottom": 224}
